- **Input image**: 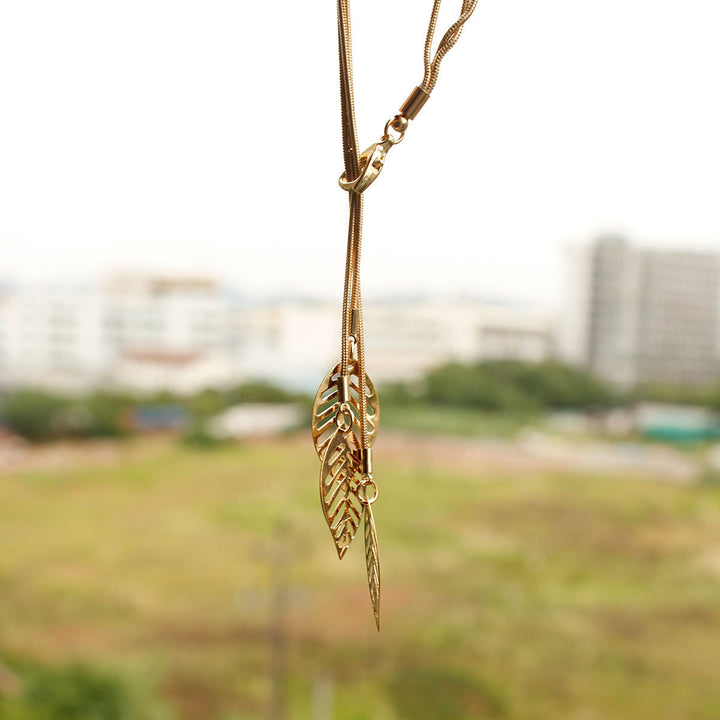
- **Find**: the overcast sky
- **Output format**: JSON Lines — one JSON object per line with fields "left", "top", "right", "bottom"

{"left": 2, "top": 0, "right": 719, "bottom": 308}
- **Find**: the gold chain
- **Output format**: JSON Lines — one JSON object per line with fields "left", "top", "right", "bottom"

{"left": 422, "top": 0, "right": 478, "bottom": 94}
{"left": 312, "top": 0, "right": 478, "bottom": 631}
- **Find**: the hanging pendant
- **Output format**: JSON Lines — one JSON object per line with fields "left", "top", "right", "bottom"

{"left": 321, "top": 0, "right": 477, "bottom": 633}
{"left": 318, "top": 428, "right": 363, "bottom": 559}
{"left": 312, "top": 360, "right": 380, "bottom": 558}
{"left": 363, "top": 497, "right": 381, "bottom": 631}
{"left": 311, "top": 360, "right": 380, "bottom": 459}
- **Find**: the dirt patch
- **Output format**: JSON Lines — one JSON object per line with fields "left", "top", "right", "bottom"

{"left": 593, "top": 604, "right": 719, "bottom": 642}
{"left": 697, "top": 545, "right": 720, "bottom": 577}
{"left": 374, "top": 430, "right": 698, "bottom": 481}
{"left": 0, "top": 436, "right": 173, "bottom": 474}
{"left": 162, "top": 669, "right": 236, "bottom": 720}
{"left": 142, "top": 619, "right": 265, "bottom": 649}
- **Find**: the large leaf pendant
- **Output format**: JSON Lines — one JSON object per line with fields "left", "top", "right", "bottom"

{"left": 311, "top": 360, "right": 380, "bottom": 460}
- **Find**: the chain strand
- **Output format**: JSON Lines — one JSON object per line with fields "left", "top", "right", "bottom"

{"left": 338, "top": 0, "right": 359, "bottom": 378}
{"left": 337, "top": 0, "right": 478, "bottom": 443}
{"left": 421, "top": 0, "right": 478, "bottom": 94}
{"left": 350, "top": 194, "right": 368, "bottom": 447}
{"left": 337, "top": 0, "right": 370, "bottom": 447}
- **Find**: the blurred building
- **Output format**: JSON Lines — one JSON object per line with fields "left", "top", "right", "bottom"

{"left": 234, "top": 298, "right": 554, "bottom": 388}
{"left": 0, "top": 276, "right": 238, "bottom": 393}
{"left": 208, "top": 403, "right": 303, "bottom": 439}
{"left": 364, "top": 299, "right": 553, "bottom": 383}
{"left": 0, "top": 284, "right": 108, "bottom": 392}
{"left": 560, "top": 236, "right": 720, "bottom": 387}
{"left": 114, "top": 350, "right": 236, "bottom": 395}
{"left": 0, "top": 275, "right": 554, "bottom": 394}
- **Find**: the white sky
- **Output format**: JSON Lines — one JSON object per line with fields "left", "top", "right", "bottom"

{"left": 1, "top": 0, "right": 720, "bottom": 309}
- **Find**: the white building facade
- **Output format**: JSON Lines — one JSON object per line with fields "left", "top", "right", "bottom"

{"left": 0, "top": 276, "right": 238, "bottom": 393}
{"left": 0, "top": 276, "right": 555, "bottom": 394}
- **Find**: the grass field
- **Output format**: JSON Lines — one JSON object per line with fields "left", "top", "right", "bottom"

{"left": 1, "top": 431, "right": 720, "bottom": 719}
{"left": 379, "top": 405, "right": 540, "bottom": 437}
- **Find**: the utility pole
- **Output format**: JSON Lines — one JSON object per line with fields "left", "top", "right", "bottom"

{"left": 311, "top": 673, "right": 335, "bottom": 720}
{"left": 267, "top": 529, "right": 290, "bottom": 720}
{"left": 242, "top": 523, "right": 306, "bottom": 720}
{"left": 0, "top": 622, "right": 22, "bottom": 698}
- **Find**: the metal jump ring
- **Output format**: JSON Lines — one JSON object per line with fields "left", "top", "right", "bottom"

{"left": 383, "top": 115, "right": 407, "bottom": 144}
{"left": 359, "top": 477, "right": 379, "bottom": 505}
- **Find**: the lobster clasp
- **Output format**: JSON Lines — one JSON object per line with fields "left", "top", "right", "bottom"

{"left": 338, "top": 115, "right": 408, "bottom": 194}
{"left": 338, "top": 138, "right": 393, "bottom": 194}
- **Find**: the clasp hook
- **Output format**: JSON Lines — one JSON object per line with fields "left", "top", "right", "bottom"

{"left": 338, "top": 137, "right": 394, "bottom": 194}
{"left": 338, "top": 115, "right": 408, "bottom": 194}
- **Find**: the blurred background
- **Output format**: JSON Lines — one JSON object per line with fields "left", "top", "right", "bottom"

{"left": 2, "top": 1, "right": 720, "bottom": 719}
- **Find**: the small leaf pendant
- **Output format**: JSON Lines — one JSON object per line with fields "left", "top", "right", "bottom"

{"left": 364, "top": 503, "right": 381, "bottom": 631}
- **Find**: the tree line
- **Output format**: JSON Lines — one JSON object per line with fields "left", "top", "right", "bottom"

{"left": 3, "top": 360, "right": 720, "bottom": 442}
{"left": 0, "top": 383, "right": 305, "bottom": 442}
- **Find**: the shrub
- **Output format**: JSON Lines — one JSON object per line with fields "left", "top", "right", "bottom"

{"left": 0, "top": 662, "right": 174, "bottom": 720}
{"left": 386, "top": 664, "right": 508, "bottom": 720}
{"left": 422, "top": 360, "right": 614, "bottom": 412}
{"left": 0, "top": 390, "right": 71, "bottom": 442}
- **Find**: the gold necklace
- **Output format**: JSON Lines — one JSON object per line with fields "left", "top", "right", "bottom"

{"left": 311, "top": 0, "right": 478, "bottom": 631}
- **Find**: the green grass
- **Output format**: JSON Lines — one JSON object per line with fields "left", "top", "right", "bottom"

{"left": 1, "top": 434, "right": 720, "bottom": 719}
{"left": 380, "top": 404, "right": 540, "bottom": 436}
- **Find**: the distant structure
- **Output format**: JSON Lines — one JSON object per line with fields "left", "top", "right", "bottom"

{"left": 560, "top": 235, "right": 720, "bottom": 387}
{"left": 0, "top": 275, "right": 240, "bottom": 393}
{"left": 208, "top": 404, "right": 303, "bottom": 440}
{"left": 225, "top": 298, "right": 554, "bottom": 389}
{"left": 364, "top": 299, "right": 553, "bottom": 384}
{"left": 0, "top": 273, "right": 555, "bottom": 394}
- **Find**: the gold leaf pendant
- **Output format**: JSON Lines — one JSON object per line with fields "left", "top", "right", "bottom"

{"left": 363, "top": 503, "right": 381, "bottom": 631}
{"left": 319, "top": 429, "right": 364, "bottom": 559}
{"left": 311, "top": 360, "right": 380, "bottom": 459}
{"left": 313, "top": 360, "right": 383, "bottom": 628}
{"left": 327, "top": 0, "right": 477, "bottom": 635}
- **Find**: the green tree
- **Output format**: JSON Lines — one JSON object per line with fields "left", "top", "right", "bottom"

{"left": 386, "top": 665, "right": 507, "bottom": 720}
{"left": 422, "top": 360, "right": 613, "bottom": 412}
{"left": 0, "top": 390, "right": 71, "bottom": 442}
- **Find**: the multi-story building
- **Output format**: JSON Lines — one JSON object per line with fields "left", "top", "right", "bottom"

{"left": 637, "top": 249, "right": 720, "bottom": 385}
{"left": 0, "top": 275, "right": 555, "bottom": 394}
{"left": 0, "top": 276, "right": 238, "bottom": 393}
{"left": 560, "top": 236, "right": 720, "bottom": 387}
{"left": 0, "top": 285, "right": 109, "bottom": 392}
{"left": 364, "top": 299, "right": 553, "bottom": 384}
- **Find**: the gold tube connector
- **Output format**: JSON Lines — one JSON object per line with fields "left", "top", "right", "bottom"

{"left": 337, "top": 375, "right": 350, "bottom": 403}
{"left": 359, "top": 447, "right": 373, "bottom": 475}
{"left": 399, "top": 86, "right": 430, "bottom": 120}
{"left": 351, "top": 308, "right": 359, "bottom": 336}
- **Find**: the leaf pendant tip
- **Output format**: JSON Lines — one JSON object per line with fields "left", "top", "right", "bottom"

{"left": 363, "top": 504, "right": 381, "bottom": 631}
